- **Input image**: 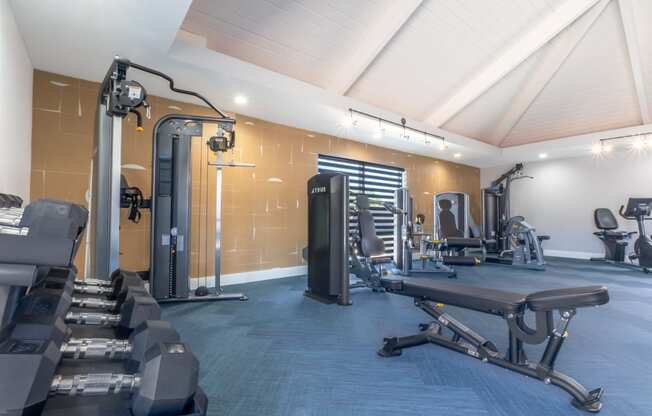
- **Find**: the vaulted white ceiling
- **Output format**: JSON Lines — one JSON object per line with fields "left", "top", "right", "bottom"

{"left": 182, "top": 0, "right": 652, "bottom": 149}
{"left": 9, "top": 0, "right": 652, "bottom": 167}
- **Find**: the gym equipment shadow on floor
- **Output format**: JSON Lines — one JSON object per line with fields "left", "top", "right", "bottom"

{"left": 161, "top": 258, "right": 652, "bottom": 416}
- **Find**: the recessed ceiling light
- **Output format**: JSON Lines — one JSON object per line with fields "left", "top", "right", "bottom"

{"left": 453, "top": 153, "right": 462, "bottom": 158}
{"left": 244, "top": 121, "right": 255, "bottom": 126}
{"left": 603, "top": 144, "right": 613, "bottom": 153}
{"left": 306, "top": 134, "right": 315, "bottom": 138}
{"left": 538, "top": 153, "right": 548, "bottom": 159}
{"left": 234, "top": 95, "right": 248, "bottom": 105}
{"left": 591, "top": 143, "right": 602, "bottom": 154}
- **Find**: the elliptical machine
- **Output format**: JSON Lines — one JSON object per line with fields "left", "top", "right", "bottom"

{"left": 618, "top": 198, "right": 652, "bottom": 273}
{"left": 482, "top": 163, "right": 549, "bottom": 270}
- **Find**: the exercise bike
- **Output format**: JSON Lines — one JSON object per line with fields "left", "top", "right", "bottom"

{"left": 619, "top": 198, "right": 652, "bottom": 273}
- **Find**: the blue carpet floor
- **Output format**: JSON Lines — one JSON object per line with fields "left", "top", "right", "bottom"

{"left": 161, "top": 258, "right": 652, "bottom": 416}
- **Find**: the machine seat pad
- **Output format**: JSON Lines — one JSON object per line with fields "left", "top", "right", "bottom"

{"left": 396, "top": 278, "right": 526, "bottom": 315}
{"left": 526, "top": 286, "right": 609, "bottom": 312}
{"left": 445, "top": 237, "right": 484, "bottom": 248}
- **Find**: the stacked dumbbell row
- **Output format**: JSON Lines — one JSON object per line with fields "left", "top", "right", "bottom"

{"left": 0, "top": 197, "right": 207, "bottom": 415}
{"left": 1, "top": 268, "right": 207, "bottom": 416}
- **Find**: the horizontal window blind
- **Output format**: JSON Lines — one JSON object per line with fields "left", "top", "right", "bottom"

{"left": 317, "top": 154, "right": 405, "bottom": 257}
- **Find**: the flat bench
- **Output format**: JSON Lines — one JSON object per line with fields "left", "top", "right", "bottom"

{"left": 379, "top": 277, "right": 609, "bottom": 413}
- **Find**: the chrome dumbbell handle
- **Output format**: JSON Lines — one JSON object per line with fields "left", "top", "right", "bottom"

{"left": 0, "top": 225, "right": 28, "bottom": 235}
{"left": 65, "top": 311, "right": 121, "bottom": 327}
{"left": 71, "top": 296, "right": 117, "bottom": 310}
{"left": 60, "top": 338, "right": 132, "bottom": 359}
{"left": 74, "top": 278, "right": 114, "bottom": 287}
{"left": 50, "top": 373, "right": 141, "bottom": 396}
{"left": 0, "top": 217, "right": 21, "bottom": 226}
{"left": 73, "top": 284, "right": 113, "bottom": 296}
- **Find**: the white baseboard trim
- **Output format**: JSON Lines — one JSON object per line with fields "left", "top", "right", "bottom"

{"left": 189, "top": 265, "right": 307, "bottom": 289}
{"left": 545, "top": 250, "right": 603, "bottom": 260}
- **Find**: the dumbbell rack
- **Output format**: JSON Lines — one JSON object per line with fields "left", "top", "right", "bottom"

{"left": 0, "top": 194, "right": 207, "bottom": 416}
{"left": 42, "top": 274, "right": 206, "bottom": 416}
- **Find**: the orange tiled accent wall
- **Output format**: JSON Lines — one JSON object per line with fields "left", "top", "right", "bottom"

{"left": 31, "top": 70, "right": 480, "bottom": 278}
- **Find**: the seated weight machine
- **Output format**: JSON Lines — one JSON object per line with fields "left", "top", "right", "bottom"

{"left": 433, "top": 192, "right": 484, "bottom": 266}
{"left": 386, "top": 188, "right": 457, "bottom": 278}
{"left": 304, "top": 173, "right": 386, "bottom": 305}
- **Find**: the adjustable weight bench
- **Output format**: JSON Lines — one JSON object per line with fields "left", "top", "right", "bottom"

{"left": 378, "top": 278, "right": 609, "bottom": 412}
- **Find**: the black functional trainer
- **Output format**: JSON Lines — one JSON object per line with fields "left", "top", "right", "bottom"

{"left": 377, "top": 278, "right": 609, "bottom": 412}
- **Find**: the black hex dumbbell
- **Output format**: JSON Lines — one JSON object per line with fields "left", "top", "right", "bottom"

{"left": 64, "top": 295, "right": 160, "bottom": 336}
{"left": 60, "top": 320, "right": 180, "bottom": 371}
{"left": 70, "top": 284, "right": 150, "bottom": 313}
{"left": 43, "top": 268, "right": 145, "bottom": 301}
{"left": 12, "top": 288, "right": 160, "bottom": 343}
{"left": 51, "top": 342, "right": 200, "bottom": 416}
{"left": 0, "top": 337, "right": 201, "bottom": 416}
{"left": 10, "top": 287, "right": 73, "bottom": 346}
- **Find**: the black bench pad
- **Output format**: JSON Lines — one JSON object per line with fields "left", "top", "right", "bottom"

{"left": 394, "top": 278, "right": 526, "bottom": 315}
{"left": 526, "top": 286, "right": 609, "bottom": 311}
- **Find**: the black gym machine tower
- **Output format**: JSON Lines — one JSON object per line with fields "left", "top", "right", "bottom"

{"left": 482, "top": 163, "right": 548, "bottom": 270}
{"left": 90, "top": 57, "right": 249, "bottom": 302}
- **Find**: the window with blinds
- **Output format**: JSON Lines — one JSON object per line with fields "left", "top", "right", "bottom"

{"left": 317, "top": 154, "right": 405, "bottom": 257}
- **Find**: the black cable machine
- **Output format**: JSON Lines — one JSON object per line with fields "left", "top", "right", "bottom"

{"left": 482, "top": 163, "right": 549, "bottom": 270}
{"left": 150, "top": 115, "right": 253, "bottom": 302}
{"left": 90, "top": 57, "right": 250, "bottom": 302}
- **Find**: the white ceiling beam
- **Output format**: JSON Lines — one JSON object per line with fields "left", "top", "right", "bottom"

{"left": 424, "top": 0, "right": 602, "bottom": 127}
{"left": 329, "top": 0, "right": 424, "bottom": 96}
{"left": 618, "top": 0, "right": 651, "bottom": 123}
{"left": 493, "top": 0, "right": 611, "bottom": 147}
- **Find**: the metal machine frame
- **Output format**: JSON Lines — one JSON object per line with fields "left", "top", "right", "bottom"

{"left": 482, "top": 164, "right": 548, "bottom": 271}
{"left": 151, "top": 115, "right": 252, "bottom": 302}
{"left": 89, "top": 57, "right": 242, "bottom": 296}
{"left": 391, "top": 188, "right": 456, "bottom": 277}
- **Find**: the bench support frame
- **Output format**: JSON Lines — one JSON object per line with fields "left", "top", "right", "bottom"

{"left": 378, "top": 299, "right": 604, "bottom": 413}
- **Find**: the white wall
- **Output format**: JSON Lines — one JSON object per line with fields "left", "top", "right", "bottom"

{"left": 481, "top": 152, "right": 652, "bottom": 259}
{"left": 0, "top": 0, "right": 33, "bottom": 201}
